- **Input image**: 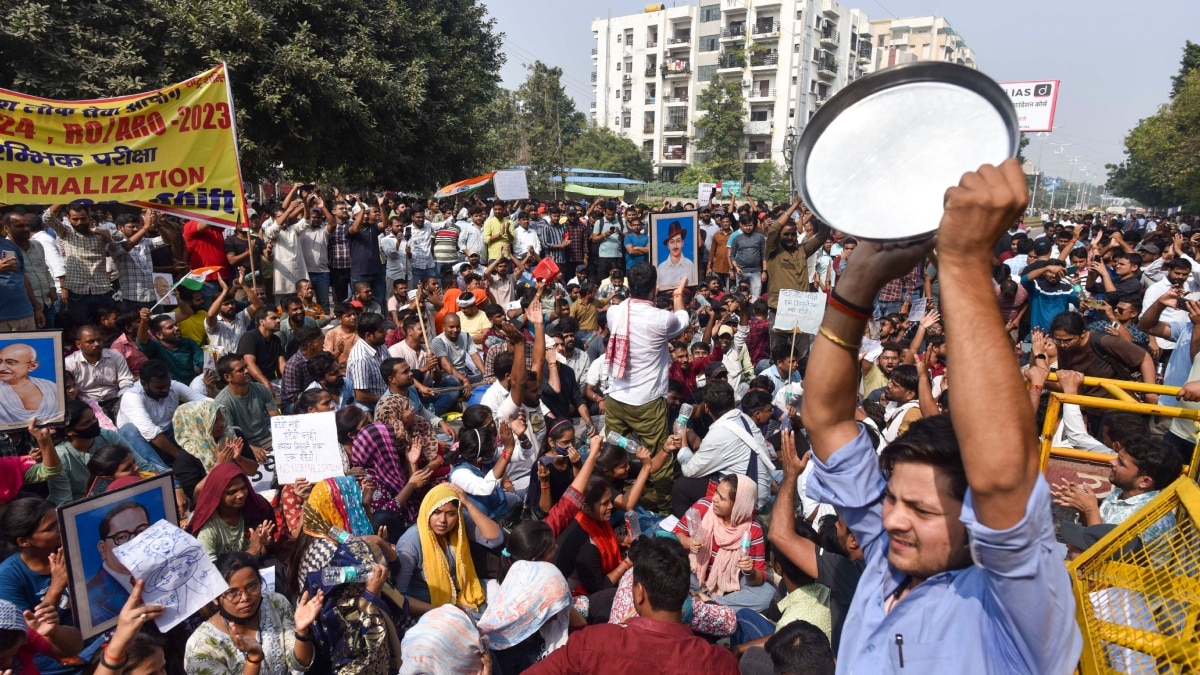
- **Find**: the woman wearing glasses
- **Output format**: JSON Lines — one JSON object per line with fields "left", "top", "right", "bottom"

{"left": 184, "top": 551, "right": 323, "bottom": 675}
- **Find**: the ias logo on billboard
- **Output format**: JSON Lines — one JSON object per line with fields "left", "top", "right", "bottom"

{"left": 1034, "top": 83, "right": 1053, "bottom": 97}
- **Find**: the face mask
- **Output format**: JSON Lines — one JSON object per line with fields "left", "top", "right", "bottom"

{"left": 75, "top": 422, "right": 102, "bottom": 439}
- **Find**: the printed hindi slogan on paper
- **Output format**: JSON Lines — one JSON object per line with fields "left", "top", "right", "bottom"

{"left": 0, "top": 64, "right": 247, "bottom": 228}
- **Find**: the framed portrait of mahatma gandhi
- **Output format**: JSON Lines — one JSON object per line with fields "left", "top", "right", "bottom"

{"left": 649, "top": 211, "right": 699, "bottom": 289}
{"left": 58, "top": 473, "right": 177, "bottom": 639}
{"left": 0, "top": 330, "right": 66, "bottom": 430}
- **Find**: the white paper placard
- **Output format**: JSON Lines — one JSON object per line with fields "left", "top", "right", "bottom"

{"left": 493, "top": 170, "right": 530, "bottom": 200}
{"left": 270, "top": 411, "right": 344, "bottom": 485}
{"left": 907, "top": 296, "right": 927, "bottom": 323}
{"left": 697, "top": 182, "right": 716, "bottom": 208}
{"left": 260, "top": 567, "right": 276, "bottom": 595}
{"left": 772, "top": 289, "right": 827, "bottom": 334}
{"left": 114, "top": 520, "right": 228, "bottom": 631}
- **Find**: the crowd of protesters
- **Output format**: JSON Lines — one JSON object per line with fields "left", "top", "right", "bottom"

{"left": 0, "top": 163, "right": 1193, "bottom": 674}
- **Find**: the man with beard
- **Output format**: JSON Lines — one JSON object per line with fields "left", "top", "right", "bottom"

{"left": 3, "top": 211, "right": 53, "bottom": 327}
{"left": 276, "top": 294, "right": 319, "bottom": 357}
{"left": 205, "top": 271, "right": 265, "bottom": 357}
{"left": 236, "top": 307, "right": 287, "bottom": 389}
{"left": 88, "top": 502, "right": 150, "bottom": 625}
{"left": 64, "top": 326, "right": 134, "bottom": 407}
{"left": 215, "top": 354, "right": 279, "bottom": 453}
{"left": 304, "top": 352, "right": 349, "bottom": 409}
{"left": 137, "top": 311, "right": 204, "bottom": 384}
{"left": 879, "top": 364, "right": 922, "bottom": 445}
{"left": 861, "top": 341, "right": 903, "bottom": 401}
{"left": 116, "top": 359, "right": 207, "bottom": 467}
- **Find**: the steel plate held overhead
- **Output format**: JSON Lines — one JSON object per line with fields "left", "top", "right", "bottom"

{"left": 793, "top": 61, "right": 1019, "bottom": 241}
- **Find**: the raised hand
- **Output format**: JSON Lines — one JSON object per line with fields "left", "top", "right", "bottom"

{"left": 936, "top": 159, "right": 1028, "bottom": 264}
{"left": 23, "top": 604, "right": 60, "bottom": 637}
{"left": 918, "top": 309, "right": 941, "bottom": 330}
{"left": 293, "top": 589, "right": 324, "bottom": 633}
{"left": 47, "top": 547, "right": 67, "bottom": 589}
{"left": 365, "top": 564, "right": 388, "bottom": 595}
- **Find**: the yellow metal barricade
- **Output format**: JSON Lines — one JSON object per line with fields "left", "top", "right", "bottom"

{"left": 1038, "top": 374, "right": 1200, "bottom": 481}
{"left": 1068, "top": 476, "right": 1200, "bottom": 674}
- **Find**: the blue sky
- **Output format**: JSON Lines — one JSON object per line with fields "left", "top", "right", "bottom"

{"left": 483, "top": 0, "right": 1200, "bottom": 184}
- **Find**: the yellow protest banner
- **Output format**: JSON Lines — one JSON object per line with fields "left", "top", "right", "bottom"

{"left": 0, "top": 63, "right": 247, "bottom": 228}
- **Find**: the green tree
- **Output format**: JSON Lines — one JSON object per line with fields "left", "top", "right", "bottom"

{"left": 751, "top": 161, "right": 789, "bottom": 203}
{"left": 676, "top": 165, "right": 716, "bottom": 185}
{"left": 694, "top": 75, "right": 745, "bottom": 180}
{"left": 0, "top": 0, "right": 504, "bottom": 190}
{"left": 1171, "top": 40, "right": 1200, "bottom": 99}
{"left": 516, "top": 61, "right": 587, "bottom": 194}
{"left": 1108, "top": 68, "right": 1200, "bottom": 211}
{"left": 564, "top": 126, "right": 653, "bottom": 181}
{"left": 479, "top": 88, "right": 529, "bottom": 168}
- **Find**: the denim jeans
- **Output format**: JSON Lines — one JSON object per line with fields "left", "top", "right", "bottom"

{"left": 65, "top": 292, "right": 116, "bottom": 323}
{"left": 308, "top": 272, "right": 331, "bottom": 311}
{"left": 411, "top": 266, "right": 437, "bottom": 285}
{"left": 330, "top": 268, "right": 353, "bottom": 304}
{"left": 118, "top": 423, "right": 172, "bottom": 472}
{"left": 874, "top": 299, "right": 904, "bottom": 321}
{"left": 739, "top": 271, "right": 763, "bottom": 300}
{"left": 420, "top": 375, "right": 462, "bottom": 415}
{"left": 731, "top": 608, "right": 778, "bottom": 647}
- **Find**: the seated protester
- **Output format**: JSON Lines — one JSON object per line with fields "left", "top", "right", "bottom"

{"left": 448, "top": 414, "right": 522, "bottom": 520}
{"left": 715, "top": 323, "right": 753, "bottom": 393}
{"left": 432, "top": 312, "right": 485, "bottom": 391}
{"left": 478, "top": 537, "right": 578, "bottom": 673}
{"left": 396, "top": 483, "right": 503, "bottom": 616}
{"left": 0, "top": 597, "right": 83, "bottom": 674}
{"left": 800, "top": 164, "right": 1081, "bottom": 672}
{"left": 351, "top": 421, "right": 433, "bottom": 537}
{"left": 64, "top": 325, "right": 134, "bottom": 408}
{"left": 541, "top": 341, "right": 593, "bottom": 432}
{"left": 171, "top": 400, "right": 257, "bottom": 504}
{"left": 352, "top": 280, "right": 383, "bottom": 316}
{"left": 276, "top": 293, "right": 320, "bottom": 357}
{"left": 64, "top": 371, "right": 119, "bottom": 435}
{"left": 593, "top": 434, "right": 673, "bottom": 536}
{"left": 860, "top": 341, "right": 901, "bottom": 400}
{"left": 881, "top": 364, "right": 923, "bottom": 445}
{"left": 672, "top": 384, "right": 774, "bottom": 516}
{"left": 730, "top": 517, "right": 834, "bottom": 653}
{"left": 672, "top": 475, "right": 773, "bottom": 612}
{"left": 185, "top": 462, "right": 274, "bottom": 561}
{"left": 526, "top": 420, "right": 587, "bottom": 519}
{"left": 378, "top": 358, "right": 456, "bottom": 446}
{"left": 279, "top": 325, "right": 325, "bottom": 413}
{"left": 184, "top": 552, "right": 321, "bottom": 675}
{"left": 236, "top": 306, "right": 287, "bottom": 390}
{"left": 84, "top": 444, "right": 152, "bottom": 497}
{"left": 749, "top": 620, "right": 837, "bottom": 675}
{"left": 110, "top": 310, "right": 149, "bottom": 378}
{"left": 305, "top": 351, "right": 353, "bottom": 410}
{"left": 0, "top": 422, "right": 60, "bottom": 514}
{"left": 553, "top": 476, "right": 629, "bottom": 598}
{"left": 550, "top": 318, "right": 591, "bottom": 384}
{"left": 115, "top": 358, "right": 208, "bottom": 471}
{"left": 291, "top": 487, "right": 404, "bottom": 675}
{"left": 582, "top": 351, "right": 610, "bottom": 416}
{"left": 606, "top": 533, "right": 738, "bottom": 639}
{"left": 761, "top": 342, "right": 803, "bottom": 397}
{"left": 1052, "top": 435, "right": 1181, "bottom": 542}
{"left": 269, "top": 388, "right": 338, "bottom": 544}
{"left": 389, "top": 315, "right": 457, "bottom": 415}
{"left": 49, "top": 401, "right": 163, "bottom": 506}
{"left": 456, "top": 292, "right": 492, "bottom": 344}
{"left": 480, "top": 320, "right": 548, "bottom": 496}
{"left": 399, "top": 605, "right": 489, "bottom": 675}
{"left": 530, "top": 535, "right": 740, "bottom": 675}
{"left": 214, "top": 354, "right": 280, "bottom": 454}
{"left": 322, "top": 301, "right": 360, "bottom": 368}
{"left": 136, "top": 310, "right": 203, "bottom": 385}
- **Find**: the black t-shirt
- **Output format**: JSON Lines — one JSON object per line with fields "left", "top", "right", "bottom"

{"left": 236, "top": 329, "right": 284, "bottom": 380}
{"left": 816, "top": 548, "right": 866, "bottom": 654}
{"left": 224, "top": 234, "right": 266, "bottom": 275}
{"left": 555, "top": 521, "right": 616, "bottom": 595}
{"left": 541, "top": 363, "right": 584, "bottom": 421}
{"left": 348, "top": 223, "right": 381, "bottom": 277}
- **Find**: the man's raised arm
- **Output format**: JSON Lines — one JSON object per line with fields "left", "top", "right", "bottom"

{"left": 937, "top": 159, "right": 1037, "bottom": 530}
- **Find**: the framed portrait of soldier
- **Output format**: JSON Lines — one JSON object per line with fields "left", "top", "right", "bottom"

{"left": 58, "top": 474, "right": 177, "bottom": 638}
{"left": 0, "top": 330, "right": 66, "bottom": 430}
{"left": 649, "top": 211, "right": 699, "bottom": 288}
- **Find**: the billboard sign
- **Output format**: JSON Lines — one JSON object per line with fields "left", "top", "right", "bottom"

{"left": 999, "top": 80, "right": 1060, "bottom": 133}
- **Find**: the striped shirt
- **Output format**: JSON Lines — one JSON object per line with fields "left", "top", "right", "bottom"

{"left": 407, "top": 223, "right": 434, "bottom": 270}
{"left": 329, "top": 221, "right": 351, "bottom": 270}
{"left": 346, "top": 337, "right": 388, "bottom": 400}
{"left": 433, "top": 221, "right": 461, "bottom": 264}
{"left": 42, "top": 210, "right": 112, "bottom": 294}
{"left": 107, "top": 238, "right": 158, "bottom": 303}
{"left": 540, "top": 220, "right": 567, "bottom": 264}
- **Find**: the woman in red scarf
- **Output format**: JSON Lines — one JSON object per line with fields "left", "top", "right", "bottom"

{"left": 552, "top": 476, "right": 630, "bottom": 597}
{"left": 187, "top": 463, "right": 274, "bottom": 561}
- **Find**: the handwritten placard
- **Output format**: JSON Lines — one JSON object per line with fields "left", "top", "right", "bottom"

{"left": 114, "top": 520, "right": 228, "bottom": 631}
{"left": 907, "top": 296, "right": 928, "bottom": 323}
{"left": 270, "top": 411, "right": 344, "bottom": 485}
{"left": 773, "top": 289, "right": 827, "bottom": 334}
{"left": 697, "top": 182, "right": 716, "bottom": 208}
{"left": 493, "top": 170, "right": 530, "bottom": 200}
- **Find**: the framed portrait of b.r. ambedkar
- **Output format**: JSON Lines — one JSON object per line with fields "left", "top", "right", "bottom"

{"left": 0, "top": 330, "right": 66, "bottom": 430}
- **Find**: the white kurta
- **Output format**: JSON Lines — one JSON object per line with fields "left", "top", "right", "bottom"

{"left": 0, "top": 378, "right": 60, "bottom": 425}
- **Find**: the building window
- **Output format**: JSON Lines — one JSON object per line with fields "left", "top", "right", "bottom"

{"left": 615, "top": 90, "right": 621, "bottom": 99}
{"left": 796, "top": 10, "right": 803, "bottom": 19}
{"left": 697, "top": 64, "right": 718, "bottom": 80}
{"left": 700, "top": 35, "right": 719, "bottom": 52}
{"left": 700, "top": 4, "right": 720, "bottom": 22}
{"left": 789, "top": 107, "right": 795, "bottom": 118}
{"left": 750, "top": 110, "right": 768, "bottom": 121}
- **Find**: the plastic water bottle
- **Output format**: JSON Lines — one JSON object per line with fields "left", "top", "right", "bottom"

{"left": 625, "top": 512, "right": 641, "bottom": 542}
{"left": 606, "top": 431, "right": 637, "bottom": 453}
{"left": 685, "top": 507, "right": 702, "bottom": 541}
{"left": 320, "top": 565, "right": 374, "bottom": 585}
{"left": 673, "top": 403, "right": 693, "bottom": 437}
{"left": 327, "top": 526, "right": 351, "bottom": 544}
{"left": 740, "top": 531, "right": 752, "bottom": 576}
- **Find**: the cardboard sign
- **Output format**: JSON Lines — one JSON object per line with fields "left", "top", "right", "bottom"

{"left": 773, "top": 289, "right": 826, "bottom": 334}
{"left": 270, "top": 411, "right": 344, "bottom": 485}
{"left": 493, "top": 170, "right": 530, "bottom": 200}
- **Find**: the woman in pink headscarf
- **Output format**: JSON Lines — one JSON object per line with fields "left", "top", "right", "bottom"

{"left": 673, "top": 475, "right": 774, "bottom": 612}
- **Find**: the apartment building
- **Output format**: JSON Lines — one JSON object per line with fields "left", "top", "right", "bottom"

{"left": 865, "top": 16, "right": 976, "bottom": 72}
{"left": 591, "top": 0, "right": 871, "bottom": 182}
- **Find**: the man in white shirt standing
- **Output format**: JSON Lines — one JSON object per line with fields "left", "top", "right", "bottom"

{"left": 512, "top": 211, "right": 541, "bottom": 261}
{"left": 605, "top": 261, "right": 689, "bottom": 513}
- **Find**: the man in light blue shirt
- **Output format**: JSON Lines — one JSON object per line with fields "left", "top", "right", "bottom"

{"left": 800, "top": 160, "right": 1081, "bottom": 673}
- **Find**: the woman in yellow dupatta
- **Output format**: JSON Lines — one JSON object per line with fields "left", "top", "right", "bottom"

{"left": 395, "top": 483, "right": 503, "bottom": 616}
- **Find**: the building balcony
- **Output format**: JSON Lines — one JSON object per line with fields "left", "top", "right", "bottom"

{"left": 662, "top": 148, "right": 688, "bottom": 161}
{"left": 813, "top": 93, "right": 829, "bottom": 108}
{"left": 744, "top": 150, "right": 770, "bottom": 161}
{"left": 621, "top": 104, "right": 631, "bottom": 112}
{"left": 591, "top": 47, "right": 598, "bottom": 56}
{"left": 720, "top": 26, "right": 746, "bottom": 41}
{"left": 663, "top": 123, "right": 688, "bottom": 136}
{"left": 752, "top": 24, "right": 780, "bottom": 40}
{"left": 662, "top": 65, "right": 691, "bottom": 78}
{"left": 754, "top": 0, "right": 782, "bottom": 6}
{"left": 647, "top": 40, "right": 658, "bottom": 48}
{"left": 663, "top": 95, "right": 689, "bottom": 105}
{"left": 643, "top": 125, "right": 655, "bottom": 134}
{"left": 591, "top": 72, "right": 597, "bottom": 83}
{"left": 748, "top": 88, "right": 777, "bottom": 100}
{"left": 645, "top": 65, "right": 658, "bottom": 77}
{"left": 820, "top": 30, "right": 840, "bottom": 48}
{"left": 623, "top": 73, "right": 632, "bottom": 82}
{"left": 750, "top": 53, "right": 778, "bottom": 68}
{"left": 590, "top": 101, "right": 596, "bottom": 109}
{"left": 744, "top": 120, "right": 773, "bottom": 135}
{"left": 717, "top": 55, "right": 745, "bottom": 70}
{"left": 668, "top": 35, "right": 691, "bottom": 48}
{"left": 857, "top": 42, "right": 872, "bottom": 61}
{"left": 821, "top": 0, "right": 839, "bottom": 18}
{"left": 817, "top": 59, "right": 838, "bottom": 79}
{"left": 644, "top": 97, "right": 657, "bottom": 105}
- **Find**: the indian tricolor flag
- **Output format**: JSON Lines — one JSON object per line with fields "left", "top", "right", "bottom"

{"left": 433, "top": 172, "right": 496, "bottom": 199}
{"left": 179, "top": 266, "right": 225, "bottom": 291}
